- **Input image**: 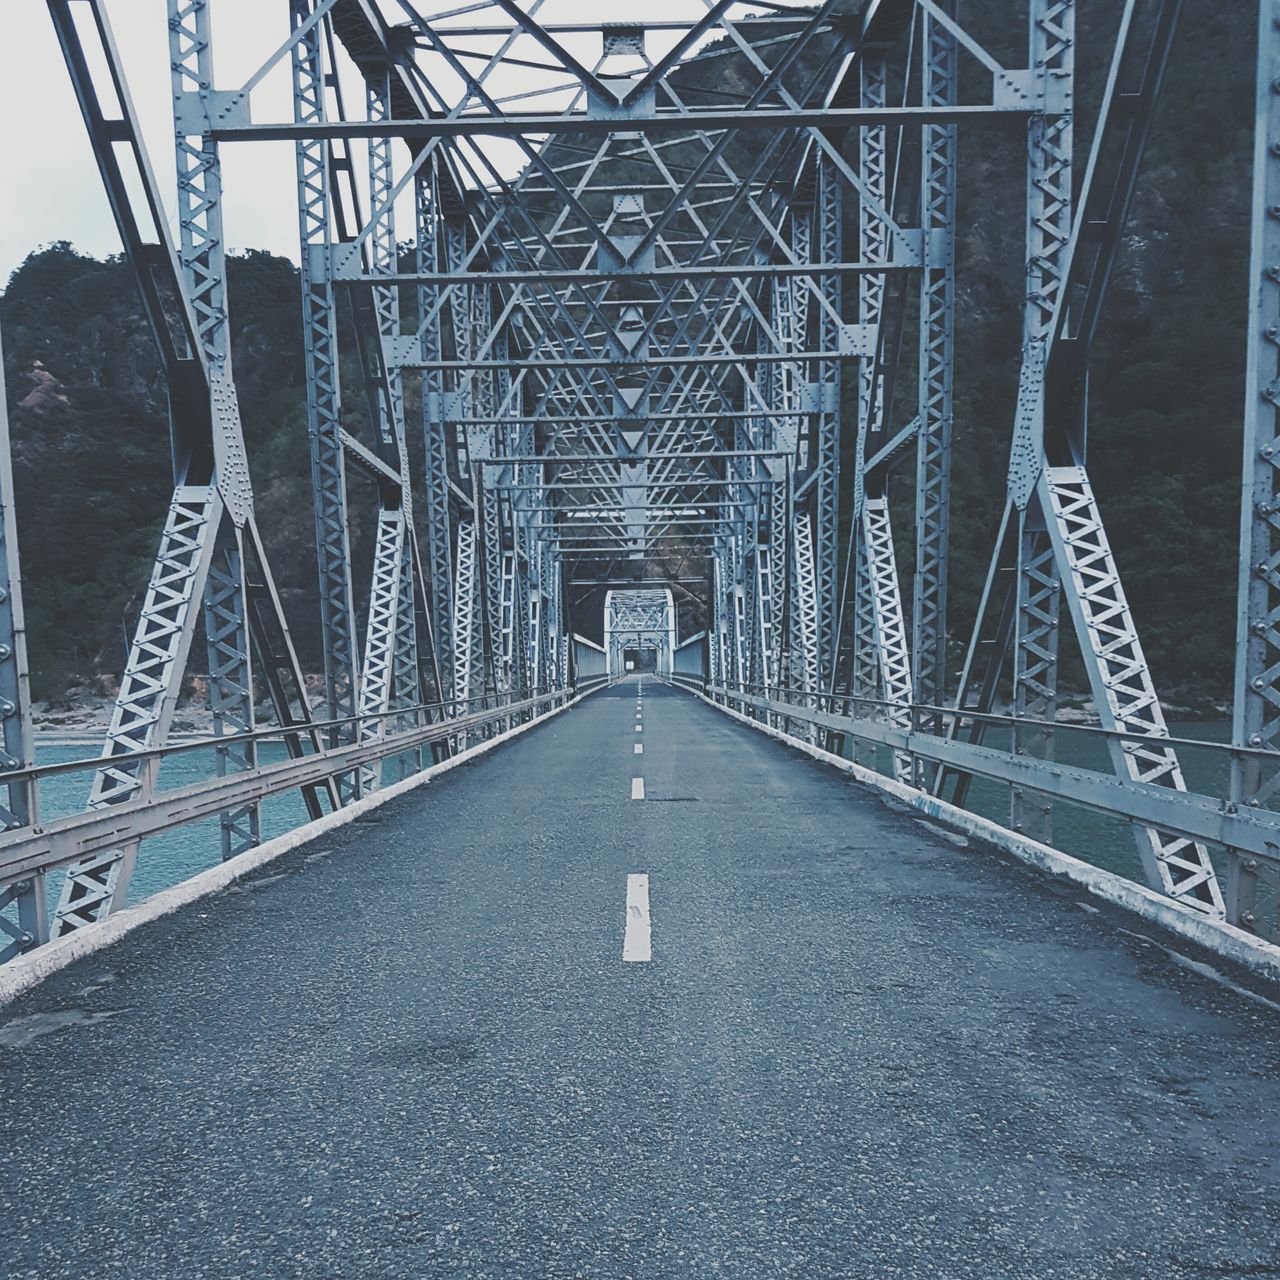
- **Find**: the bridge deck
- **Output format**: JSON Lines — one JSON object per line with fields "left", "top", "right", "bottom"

{"left": 2, "top": 678, "right": 1280, "bottom": 1278}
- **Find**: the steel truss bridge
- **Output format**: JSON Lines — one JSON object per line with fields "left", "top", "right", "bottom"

{"left": 0, "top": 0, "right": 1277, "bottom": 975}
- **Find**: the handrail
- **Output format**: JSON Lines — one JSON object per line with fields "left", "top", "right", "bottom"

{"left": 0, "top": 680, "right": 608, "bottom": 887}
{"left": 0, "top": 679, "right": 602, "bottom": 788}
{"left": 669, "top": 677, "right": 1280, "bottom": 893}
{"left": 669, "top": 674, "right": 1265, "bottom": 766}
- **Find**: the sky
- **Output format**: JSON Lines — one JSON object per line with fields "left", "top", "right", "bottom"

{"left": 0, "top": 0, "right": 813, "bottom": 289}
{"left": 1, "top": 1, "right": 306, "bottom": 286}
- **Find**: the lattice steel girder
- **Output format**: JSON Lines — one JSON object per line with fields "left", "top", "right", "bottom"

{"left": 55, "top": 487, "right": 223, "bottom": 933}
{"left": 792, "top": 511, "right": 821, "bottom": 703}
{"left": 1040, "top": 467, "right": 1224, "bottom": 914}
{"left": 357, "top": 510, "right": 407, "bottom": 793}
{"left": 863, "top": 498, "right": 915, "bottom": 781}
{"left": 453, "top": 517, "right": 481, "bottom": 710}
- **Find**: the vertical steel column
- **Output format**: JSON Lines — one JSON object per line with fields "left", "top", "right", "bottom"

{"left": 851, "top": 51, "right": 888, "bottom": 719}
{"left": 203, "top": 522, "right": 260, "bottom": 852}
{"left": 291, "top": 0, "right": 359, "bottom": 797}
{"left": 358, "top": 69, "right": 415, "bottom": 791}
{"left": 768, "top": 478, "right": 789, "bottom": 694}
{"left": 711, "top": 543, "right": 728, "bottom": 685}
{"left": 367, "top": 70, "right": 405, "bottom": 454}
{"left": 169, "top": 0, "right": 259, "bottom": 858}
{"left": 792, "top": 511, "right": 820, "bottom": 714}
{"left": 1010, "top": 0, "right": 1074, "bottom": 841}
{"left": 1231, "top": 0, "right": 1280, "bottom": 931}
{"left": 913, "top": 2, "right": 957, "bottom": 718}
{"left": 0, "top": 320, "right": 42, "bottom": 962}
{"left": 815, "top": 151, "right": 843, "bottom": 691}
{"left": 417, "top": 172, "right": 455, "bottom": 703}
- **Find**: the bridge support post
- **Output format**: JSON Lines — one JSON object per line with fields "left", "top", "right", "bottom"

{"left": 0, "top": 319, "right": 41, "bottom": 962}
{"left": 290, "top": 0, "right": 360, "bottom": 797}
{"left": 913, "top": 0, "right": 957, "bottom": 743}
{"left": 1231, "top": 0, "right": 1280, "bottom": 936}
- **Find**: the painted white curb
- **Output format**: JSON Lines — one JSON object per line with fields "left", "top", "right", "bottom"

{"left": 0, "top": 689, "right": 599, "bottom": 1007}
{"left": 686, "top": 686, "right": 1280, "bottom": 988}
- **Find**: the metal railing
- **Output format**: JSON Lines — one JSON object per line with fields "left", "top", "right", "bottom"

{"left": 669, "top": 675, "right": 1280, "bottom": 939}
{"left": 0, "top": 676, "right": 610, "bottom": 960}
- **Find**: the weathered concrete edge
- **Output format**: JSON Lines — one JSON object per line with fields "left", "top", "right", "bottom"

{"left": 0, "top": 690, "right": 596, "bottom": 1008}
{"left": 691, "top": 688, "right": 1280, "bottom": 987}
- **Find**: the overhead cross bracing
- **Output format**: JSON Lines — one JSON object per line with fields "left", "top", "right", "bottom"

{"left": 3, "top": 0, "right": 1280, "bottom": 962}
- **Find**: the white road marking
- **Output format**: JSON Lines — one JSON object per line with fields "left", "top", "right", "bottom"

{"left": 634, "top": 743, "right": 643, "bottom": 754}
{"left": 623, "top": 873, "right": 651, "bottom": 963}
{"left": 631, "top": 776, "right": 645, "bottom": 800}
{"left": 635, "top": 724, "right": 642, "bottom": 733}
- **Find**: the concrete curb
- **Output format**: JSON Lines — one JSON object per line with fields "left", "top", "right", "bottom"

{"left": 0, "top": 689, "right": 598, "bottom": 1008}
{"left": 687, "top": 687, "right": 1280, "bottom": 988}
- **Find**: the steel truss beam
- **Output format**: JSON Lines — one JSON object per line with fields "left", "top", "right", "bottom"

{"left": 11, "top": 0, "right": 1259, "bottom": 962}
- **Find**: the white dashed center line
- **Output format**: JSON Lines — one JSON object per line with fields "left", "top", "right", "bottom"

{"left": 631, "top": 776, "right": 645, "bottom": 800}
{"left": 634, "top": 743, "right": 643, "bottom": 754}
{"left": 623, "top": 874, "right": 651, "bottom": 962}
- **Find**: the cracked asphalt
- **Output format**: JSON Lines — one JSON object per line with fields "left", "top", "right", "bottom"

{"left": 2, "top": 677, "right": 1280, "bottom": 1279}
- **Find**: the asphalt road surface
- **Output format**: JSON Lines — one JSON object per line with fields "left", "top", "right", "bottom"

{"left": 2, "top": 677, "right": 1280, "bottom": 1279}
